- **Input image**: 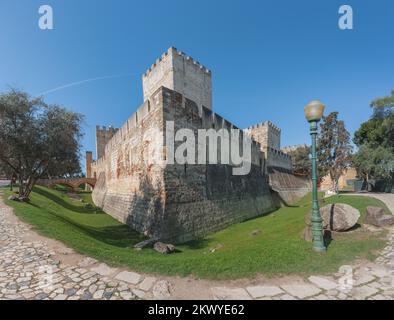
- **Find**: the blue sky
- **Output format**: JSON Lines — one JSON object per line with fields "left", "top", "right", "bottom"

{"left": 1, "top": 0, "right": 393, "bottom": 166}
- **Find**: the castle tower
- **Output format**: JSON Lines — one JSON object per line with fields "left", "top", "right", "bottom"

{"left": 85, "top": 151, "right": 93, "bottom": 178}
{"left": 142, "top": 47, "right": 212, "bottom": 112}
{"left": 96, "top": 125, "right": 118, "bottom": 160}
{"left": 245, "top": 121, "right": 281, "bottom": 153}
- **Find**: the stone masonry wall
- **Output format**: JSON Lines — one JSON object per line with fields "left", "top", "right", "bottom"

{"left": 92, "top": 86, "right": 277, "bottom": 243}
{"left": 268, "top": 167, "right": 311, "bottom": 205}
{"left": 92, "top": 87, "right": 167, "bottom": 237}
{"left": 160, "top": 88, "right": 276, "bottom": 243}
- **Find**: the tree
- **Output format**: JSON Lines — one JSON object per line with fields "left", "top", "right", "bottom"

{"left": 353, "top": 90, "right": 394, "bottom": 186}
{"left": 0, "top": 89, "right": 84, "bottom": 200}
{"left": 317, "top": 112, "right": 353, "bottom": 193}
{"left": 287, "top": 145, "right": 311, "bottom": 176}
{"left": 354, "top": 110, "right": 394, "bottom": 151}
{"left": 353, "top": 143, "right": 393, "bottom": 186}
{"left": 370, "top": 89, "right": 394, "bottom": 111}
{"left": 353, "top": 117, "right": 386, "bottom": 147}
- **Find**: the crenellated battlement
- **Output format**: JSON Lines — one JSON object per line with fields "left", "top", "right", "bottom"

{"left": 245, "top": 121, "right": 281, "bottom": 134}
{"left": 94, "top": 86, "right": 265, "bottom": 168}
{"left": 267, "top": 147, "right": 291, "bottom": 159}
{"left": 142, "top": 47, "right": 212, "bottom": 111}
{"left": 143, "top": 47, "right": 211, "bottom": 79}
{"left": 96, "top": 125, "right": 118, "bottom": 133}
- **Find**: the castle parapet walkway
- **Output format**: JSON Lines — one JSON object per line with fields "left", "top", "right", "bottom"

{"left": 36, "top": 178, "right": 96, "bottom": 191}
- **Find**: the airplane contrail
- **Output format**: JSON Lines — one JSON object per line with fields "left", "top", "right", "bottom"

{"left": 36, "top": 74, "right": 134, "bottom": 97}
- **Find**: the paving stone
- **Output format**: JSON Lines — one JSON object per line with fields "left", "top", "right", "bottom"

{"left": 327, "top": 289, "right": 338, "bottom": 296}
{"left": 132, "top": 289, "right": 146, "bottom": 299}
{"left": 245, "top": 286, "right": 284, "bottom": 298}
{"left": 80, "top": 292, "right": 93, "bottom": 300}
{"left": 355, "top": 274, "right": 375, "bottom": 286}
{"left": 115, "top": 271, "right": 141, "bottom": 285}
{"left": 280, "top": 284, "right": 321, "bottom": 299}
{"left": 352, "top": 285, "right": 379, "bottom": 300}
{"left": 65, "top": 288, "right": 77, "bottom": 296}
{"left": 139, "top": 277, "right": 156, "bottom": 291}
{"left": 308, "top": 276, "right": 338, "bottom": 290}
{"left": 90, "top": 264, "right": 118, "bottom": 276}
{"left": 314, "top": 294, "right": 330, "bottom": 300}
{"left": 369, "top": 267, "right": 390, "bottom": 278}
{"left": 279, "top": 294, "right": 297, "bottom": 300}
{"left": 103, "top": 290, "right": 113, "bottom": 300}
{"left": 211, "top": 287, "right": 251, "bottom": 300}
{"left": 119, "top": 291, "right": 134, "bottom": 300}
{"left": 93, "top": 289, "right": 104, "bottom": 299}
{"left": 35, "top": 293, "right": 48, "bottom": 300}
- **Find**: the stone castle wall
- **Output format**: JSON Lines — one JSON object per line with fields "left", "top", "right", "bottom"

{"left": 265, "top": 148, "right": 292, "bottom": 172}
{"left": 161, "top": 88, "right": 275, "bottom": 242}
{"left": 92, "top": 86, "right": 276, "bottom": 243}
{"left": 92, "top": 87, "right": 166, "bottom": 235}
{"left": 245, "top": 122, "right": 292, "bottom": 171}
{"left": 268, "top": 168, "right": 311, "bottom": 205}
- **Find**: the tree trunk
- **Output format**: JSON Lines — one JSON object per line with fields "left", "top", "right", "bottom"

{"left": 364, "top": 173, "right": 369, "bottom": 191}
{"left": 329, "top": 170, "right": 337, "bottom": 194}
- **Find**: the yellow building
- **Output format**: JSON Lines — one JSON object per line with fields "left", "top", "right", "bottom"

{"left": 320, "top": 167, "right": 358, "bottom": 191}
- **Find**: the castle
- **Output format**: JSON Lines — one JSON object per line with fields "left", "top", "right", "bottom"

{"left": 87, "top": 47, "right": 309, "bottom": 243}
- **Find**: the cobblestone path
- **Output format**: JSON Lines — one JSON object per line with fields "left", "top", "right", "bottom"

{"left": 0, "top": 191, "right": 393, "bottom": 300}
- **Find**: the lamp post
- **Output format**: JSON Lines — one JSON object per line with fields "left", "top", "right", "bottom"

{"left": 304, "top": 100, "right": 326, "bottom": 253}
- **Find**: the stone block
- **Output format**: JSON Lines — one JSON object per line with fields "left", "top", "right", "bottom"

{"left": 246, "top": 286, "right": 284, "bottom": 298}
{"left": 280, "top": 284, "right": 321, "bottom": 299}
{"left": 115, "top": 271, "right": 141, "bottom": 285}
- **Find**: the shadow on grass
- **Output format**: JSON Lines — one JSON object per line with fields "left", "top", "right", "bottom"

{"left": 34, "top": 187, "right": 102, "bottom": 214}
{"left": 44, "top": 208, "right": 146, "bottom": 248}
{"left": 181, "top": 238, "right": 213, "bottom": 250}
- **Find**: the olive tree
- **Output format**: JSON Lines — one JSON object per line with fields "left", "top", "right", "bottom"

{"left": 0, "top": 89, "right": 84, "bottom": 200}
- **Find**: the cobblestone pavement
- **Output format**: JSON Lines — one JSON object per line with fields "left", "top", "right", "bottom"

{"left": 0, "top": 191, "right": 393, "bottom": 300}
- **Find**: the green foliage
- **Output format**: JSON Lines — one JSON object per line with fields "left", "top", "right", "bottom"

{"left": 354, "top": 118, "right": 386, "bottom": 147}
{"left": 0, "top": 89, "right": 84, "bottom": 198}
{"left": 370, "top": 89, "right": 394, "bottom": 111}
{"left": 318, "top": 112, "right": 353, "bottom": 192}
{"left": 353, "top": 144, "right": 393, "bottom": 181}
{"left": 354, "top": 112, "right": 394, "bottom": 150}
{"left": 353, "top": 90, "right": 394, "bottom": 182}
{"left": 287, "top": 145, "right": 311, "bottom": 176}
{"left": 3, "top": 186, "right": 388, "bottom": 279}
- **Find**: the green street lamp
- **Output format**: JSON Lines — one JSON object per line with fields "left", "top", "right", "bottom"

{"left": 304, "top": 100, "right": 326, "bottom": 253}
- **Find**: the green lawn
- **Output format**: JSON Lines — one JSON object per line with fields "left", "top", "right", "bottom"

{"left": 2, "top": 186, "right": 389, "bottom": 279}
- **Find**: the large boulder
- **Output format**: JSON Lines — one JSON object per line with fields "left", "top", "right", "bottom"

{"left": 365, "top": 206, "right": 394, "bottom": 227}
{"left": 305, "top": 203, "right": 360, "bottom": 232}
{"left": 153, "top": 242, "right": 176, "bottom": 254}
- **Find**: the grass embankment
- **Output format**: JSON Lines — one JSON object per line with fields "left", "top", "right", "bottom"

{"left": 2, "top": 186, "right": 389, "bottom": 279}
